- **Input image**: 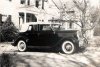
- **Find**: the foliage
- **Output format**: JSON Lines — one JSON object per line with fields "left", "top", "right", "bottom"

{"left": 52, "top": 0, "right": 100, "bottom": 46}
{"left": 73, "top": 0, "right": 100, "bottom": 46}
{"left": 0, "top": 17, "right": 18, "bottom": 42}
{"left": 0, "top": 53, "right": 14, "bottom": 67}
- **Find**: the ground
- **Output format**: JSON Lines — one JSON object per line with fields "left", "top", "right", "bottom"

{"left": 0, "top": 42, "right": 100, "bottom": 67}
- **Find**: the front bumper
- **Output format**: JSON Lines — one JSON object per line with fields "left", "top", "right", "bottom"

{"left": 11, "top": 40, "right": 16, "bottom": 46}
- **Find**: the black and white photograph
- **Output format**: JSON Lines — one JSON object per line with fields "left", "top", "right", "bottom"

{"left": 0, "top": 0, "right": 100, "bottom": 67}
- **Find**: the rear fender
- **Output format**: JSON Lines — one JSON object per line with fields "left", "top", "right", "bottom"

{"left": 55, "top": 37, "right": 79, "bottom": 47}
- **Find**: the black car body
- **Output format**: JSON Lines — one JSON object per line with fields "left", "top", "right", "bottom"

{"left": 12, "top": 22, "right": 79, "bottom": 54}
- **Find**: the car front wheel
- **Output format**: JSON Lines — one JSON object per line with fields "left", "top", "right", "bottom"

{"left": 17, "top": 40, "right": 27, "bottom": 52}
{"left": 61, "top": 41, "right": 76, "bottom": 54}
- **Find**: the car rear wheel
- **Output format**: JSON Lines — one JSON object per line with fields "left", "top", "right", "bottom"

{"left": 61, "top": 41, "right": 76, "bottom": 54}
{"left": 17, "top": 40, "right": 27, "bottom": 52}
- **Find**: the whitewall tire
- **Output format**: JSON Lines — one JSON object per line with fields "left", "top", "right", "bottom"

{"left": 17, "top": 40, "right": 27, "bottom": 52}
{"left": 61, "top": 41, "right": 76, "bottom": 54}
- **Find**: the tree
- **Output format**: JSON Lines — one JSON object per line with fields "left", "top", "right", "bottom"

{"left": 52, "top": 0, "right": 100, "bottom": 46}
{"left": 73, "top": 0, "right": 100, "bottom": 46}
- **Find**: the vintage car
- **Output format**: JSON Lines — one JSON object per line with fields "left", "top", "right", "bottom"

{"left": 12, "top": 22, "right": 79, "bottom": 54}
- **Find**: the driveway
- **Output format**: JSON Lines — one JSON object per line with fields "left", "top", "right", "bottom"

{"left": 0, "top": 42, "right": 100, "bottom": 67}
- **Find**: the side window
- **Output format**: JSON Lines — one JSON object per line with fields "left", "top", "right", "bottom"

{"left": 39, "top": 25, "right": 52, "bottom": 31}
{"left": 28, "top": 25, "right": 32, "bottom": 31}
{"left": 28, "top": 25, "right": 38, "bottom": 32}
{"left": 33, "top": 25, "right": 38, "bottom": 31}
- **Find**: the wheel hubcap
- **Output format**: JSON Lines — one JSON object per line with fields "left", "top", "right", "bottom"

{"left": 18, "top": 40, "right": 26, "bottom": 51}
{"left": 20, "top": 42, "right": 25, "bottom": 49}
{"left": 65, "top": 43, "right": 72, "bottom": 51}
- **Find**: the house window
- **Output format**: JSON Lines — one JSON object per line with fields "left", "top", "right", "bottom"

{"left": 42, "top": 0, "right": 44, "bottom": 9}
{"left": 26, "top": 13, "right": 37, "bottom": 22}
{"left": 19, "top": 13, "right": 24, "bottom": 28}
{"left": 27, "top": 0, "right": 30, "bottom": 5}
{"left": 20, "top": 0, "right": 25, "bottom": 4}
{"left": 19, "top": 13, "right": 24, "bottom": 23}
{"left": 36, "top": 0, "right": 39, "bottom": 8}
{"left": 69, "top": 22, "right": 73, "bottom": 29}
{"left": 45, "top": 0, "right": 48, "bottom": 2}
{"left": 9, "top": 0, "right": 12, "bottom": 1}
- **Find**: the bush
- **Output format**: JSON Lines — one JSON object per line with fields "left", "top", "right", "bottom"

{"left": 0, "top": 53, "right": 15, "bottom": 67}
{"left": 0, "top": 20, "right": 18, "bottom": 42}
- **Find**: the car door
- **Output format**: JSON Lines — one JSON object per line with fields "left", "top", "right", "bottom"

{"left": 38, "top": 24, "right": 57, "bottom": 46}
{"left": 27, "top": 25, "right": 38, "bottom": 46}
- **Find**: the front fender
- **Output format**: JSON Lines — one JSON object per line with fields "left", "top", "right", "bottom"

{"left": 12, "top": 36, "right": 29, "bottom": 46}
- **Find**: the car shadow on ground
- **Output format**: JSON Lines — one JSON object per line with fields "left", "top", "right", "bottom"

{"left": 26, "top": 48, "right": 58, "bottom": 53}
{"left": 24, "top": 46, "right": 86, "bottom": 54}
{"left": 77, "top": 46, "right": 86, "bottom": 53}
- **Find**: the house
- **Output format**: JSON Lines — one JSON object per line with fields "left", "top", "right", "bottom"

{"left": 0, "top": 0, "right": 47, "bottom": 29}
{"left": 0, "top": 0, "right": 62, "bottom": 29}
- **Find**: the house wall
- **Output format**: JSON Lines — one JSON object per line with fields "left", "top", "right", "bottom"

{"left": 0, "top": 0, "right": 45, "bottom": 29}
{"left": 0, "top": 0, "right": 13, "bottom": 15}
{"left": 43, "top": 0, "right": 60, "bottom": 22}
{"left": 0, "top": 0, "right": 60, "bottom": 28}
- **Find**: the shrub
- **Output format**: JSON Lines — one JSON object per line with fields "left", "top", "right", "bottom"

{"left": 0, "top": 53, "right": 14, "bottom": 67}
{"left": 0, "top": 17, "right": 18, "bottom": 42}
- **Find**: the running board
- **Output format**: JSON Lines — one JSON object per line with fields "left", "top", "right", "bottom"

{"left": 27, "top": 46, "right": 51, "bottom": 49}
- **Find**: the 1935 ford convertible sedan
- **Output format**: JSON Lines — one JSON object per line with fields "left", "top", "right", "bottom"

{"left": 12, "top": 22, "right": 79, "bottom": 54}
